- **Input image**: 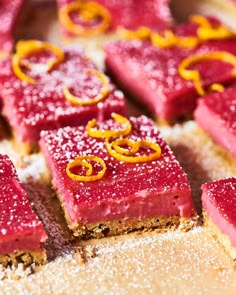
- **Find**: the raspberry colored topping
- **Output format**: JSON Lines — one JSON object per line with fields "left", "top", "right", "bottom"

{"left": 0, "top": 154, "right": 47, "bottom": 254}
{"left": 57, "top": 0, "right": 172, "bottom": 34}
{"left": 105, "top": 18, "right": 236, "bottom": 120}
{"left": 40, "top": 115, "right": 195, "bottom": 225}
{"left": 202, "top": 178, "right": 236, "bottom": 246}
{"left": 0, "top": 0, "right": 25, "bottom": 52}
{"left": 0, "top": 45, "right": 125, "bottom": 143}
{"left": 194, "top": 85, "right": 236, "bottom": 158}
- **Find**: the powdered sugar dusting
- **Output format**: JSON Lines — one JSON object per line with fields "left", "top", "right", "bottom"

{"left": 1, "top": 3, "right": 236, "bottom": 294}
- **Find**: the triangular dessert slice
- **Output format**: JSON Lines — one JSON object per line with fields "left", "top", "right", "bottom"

{"left": 40, "top": 114, "right": 195, "bottom": 239}
{"left": 0, "top": 0, "right": 25, "bottom": 53}
{"left": 105, "top": 16, "right": 236, "bottom": 121}
{"left": 202, "top": 177, "right": 236, "bottom": 259}
{"left": 0, "top": 40, "right": 125, "bottom": 153}
{"left": 194, "top": 85, "right": 236, "bottom": 159}
{"left": 0, "top": 154, "right": 47, "bottom": 267}
{"left": 57, "top": 0, "right": 171, "bottom": 37}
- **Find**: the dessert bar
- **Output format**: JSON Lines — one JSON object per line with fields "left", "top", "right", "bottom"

{"left": 0, "top": 40, "right": 125, "bottom": 153}
{"left": 202, "top": 178, "right": 236, "bottom": 259}
{"left": 194, "top": 85, "right": 236, "bottom": 159}
{"left": 105, "top": 16, "right": 236, "bottom": 120}
{"left": 0, "top": 154, "right": 47, "bottom": 267}
{"left": 0, "top": 0, "right": 25, "bottom": 53}
{"left": 40, "top": 114, "right": 195, "bottom": 238}
{"left": 57, "top": 0, "right": 171, "bottom": 37}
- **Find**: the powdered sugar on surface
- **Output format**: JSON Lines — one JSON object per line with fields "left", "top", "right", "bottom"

{"left": 1, "top": 4, "right": 236, "bottom": 294}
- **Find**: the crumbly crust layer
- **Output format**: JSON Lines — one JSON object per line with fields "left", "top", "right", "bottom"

{"left": 58, "top": 190, "right": 197, "bottom": 238}
{"left": 12, "top": 129, "right": 39, "bottom": 155}
{"left": 0, "top": 249, "right": 47, "bottom": 267}
{"left": 69, "top": 216, "right": 198, "bottom": 239}
{"left": 203, "top": 211, "right": 236, "bottom": 260}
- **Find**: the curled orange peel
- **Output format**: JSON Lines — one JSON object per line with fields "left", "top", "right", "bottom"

{"left": 105, "top": 138, "right": 162, "bottom": 163}
{"left": 117, "top": 26, "right": 151, "bottom": 40}
{"left": 12, "top": 40, "right": 64, "bottom": 84}
{"left": 151, "top": 30, "right": 198, "bottom": 49}
{"left": 178, "top": 51, "right": 236, "bottom": 96}
{"left": 64, "top": 69, "right": 109, "bottom": 106}
{"left": 66, "top": 155, "right": 106, "bottom": 182}
{"left": 191, "top": 15, "right": 235, "bottom": 41}
{"left": 59, "top": 1, "right": 111, "bottom": 36}
{"left": 208, "top": 83, "right": 225, "bottom": 93}
{"left": 86, "top": 113, "right": 132, "bottom": 138}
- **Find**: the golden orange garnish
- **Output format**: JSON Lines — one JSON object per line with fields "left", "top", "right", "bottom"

{"left": 105, "top": 138, "right": 161, "bottom": 163}
{"left": 12, "top": 40, "right": 64, "bottom": 84}
{"left": 151, "top": 30, "right": 198, "bottom": 49}
{"left": 59, "top": 1, "right": 111, "bottom": 36}
{"left": 178, "top": 51, "right": 236, "bottom": 96}
{"left": 208, "top": 83, "right": 225, "bottom": 92}
{"left": 117, "top": 26, "right": 151, "bottom": 40}
{"left": 64, "top": 69, "right": 109, "bottom": 106}
{"left": 66, "top": 155, "right": 106, "bottom": 182}
{"left": 86, "top": 113, "right": 132, "bottom": 138}
{"left": 191, "top": 15, "right": 235, "bottom": 41}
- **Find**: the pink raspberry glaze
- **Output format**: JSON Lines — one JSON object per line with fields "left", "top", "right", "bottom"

{"left": 194, "top": 85, "right": 236, "bottom": 158}
{"left": 57, "top": 0, "right": 171, "bottom": 35}
{"left": 105, "top": 18, "right": 236, "bottom": 120}
{"left": 40, "top": 116, "right": 195, "bottom": 225}
{"left": 0, "top": 45, "right": 125, "bottom": 144}
{"left": 0, "top": 0, "right": 25, "bottom": 52}
{"left": 202, "top": 178, "right": 236, "bottom": 247}
{"left": 0, "top": 155, "right": 47, "bottom": 255}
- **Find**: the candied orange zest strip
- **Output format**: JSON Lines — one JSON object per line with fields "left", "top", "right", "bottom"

{"left": 191, "top": 15, "right": 235, "bottom": 41}
{"left": 59, "top": 1, "right": 111, "bottom": 36}
{"left": 64, "top": 69, "right": 109, "bottom": 106}
{"left": 117, "top": 26, "right": 151, "bottom": 40}
{"left": 86, "top": 113, "right": 132, "bottom": 138}
{"left": 209, "top": 83, "right": 225, "bottom": 92}
{"left": 178, "top": 51, "right": 236, "bottom": 96}
{"left": 105, "top": 138, "right": 161, "bottom": 163}
{"left": 66, "top": 155, "right": 106, "bottom": 182}
{"left": 151, "top": 30, "right": 199, "bottom": 49}
{"left": 12, "top": 40, "right": 65, "bottom": 84}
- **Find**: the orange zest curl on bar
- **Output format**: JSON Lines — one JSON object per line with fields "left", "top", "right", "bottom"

{"left": 117, "top": 26, "right": 151, "bottom": 40}
{"left": 64, "top": 69, "right": 109, "bottom": 106}
{"left": 59, "top": 1, "right": 111, "bottom": 36}
{"left": 105, "top": 138, "right": 162, "bottom": 163}
{"left": 66, "top": 155, "right": 106, "bottom": 182}
{"left": 86, "top": 113, "right": 132, "bottom": 138}
{"left": 191, "top": 15, "right": 235, "bottom": 41}
{"left": 12, "top": 40, "right": 64, "bottom": 84}
{"left": 151, "top": 30, "right": 198, "bottom": 49}
{"left": 178, "top": 51, "right": 236, "bottom": 96}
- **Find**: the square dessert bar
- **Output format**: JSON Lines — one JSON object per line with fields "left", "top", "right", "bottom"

{"left": 0, "top": 41, "right": 125, "bottom": 153}
{"left": 0, "top": 0, "right": 25, "bottom": 53}
{"left": 40, "top": 115, "right": 195, "bottom": 238}
{"left": 105, "top": 17, "right": 236, "bottom": 121}
{"left": 57, "top": 0, "right": 171, "bottom": 37}
{"left": 0, "top": 154, "right": 47, "bottom": 267}
{"left": 194, "top": 85, "right": 236, "bottom": 159}
{"left": 202, "top": 178, "right": 236, "bottom": 259}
